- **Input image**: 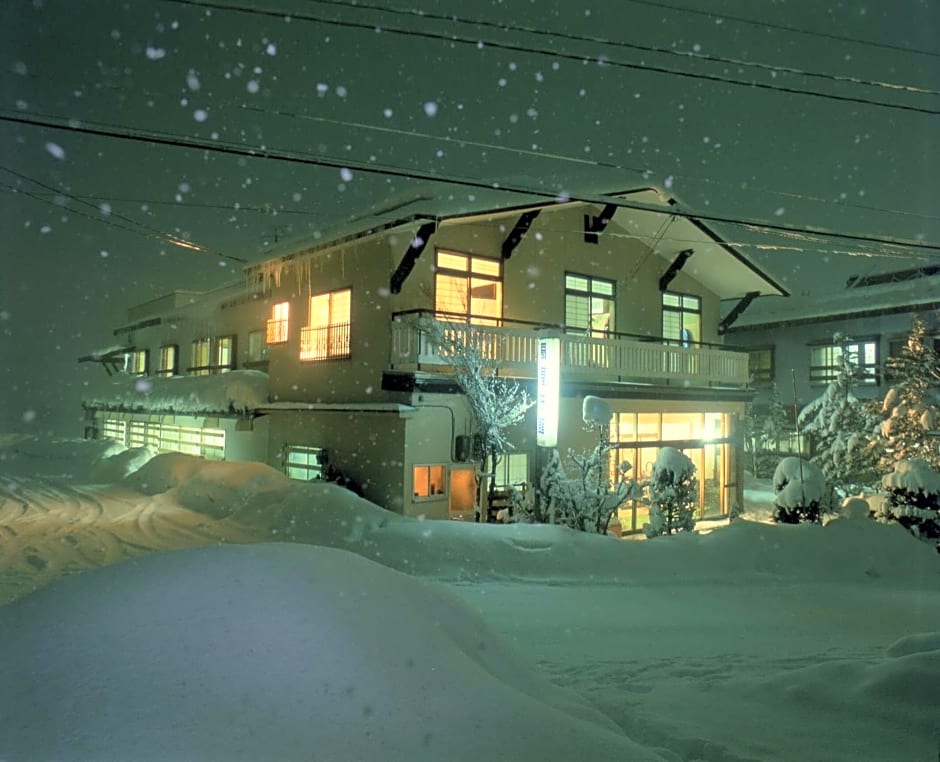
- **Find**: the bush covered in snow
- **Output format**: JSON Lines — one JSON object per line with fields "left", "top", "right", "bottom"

{"left": 772, "top": 457, "right": 828, "bottom": 524}
{"left": 643, "top": 447, "right": 698, "bottom": 537}
{"left": 874, "top": 458, "right": 940, "bottom": 545}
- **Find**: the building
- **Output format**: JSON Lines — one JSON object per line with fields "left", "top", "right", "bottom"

{"left": 80, "top": 187, "right": 787, "bottom": 532}
{"left": 722, "top": 266, "right": 940, "bottom": 419}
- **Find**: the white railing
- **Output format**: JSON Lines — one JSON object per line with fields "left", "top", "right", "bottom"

{"left": 390, "top": 316, "right": 749, "bottom": 387}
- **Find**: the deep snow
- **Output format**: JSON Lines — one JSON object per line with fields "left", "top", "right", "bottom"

{"left": 1, "top": 436, "right": 938, "bottom": 761}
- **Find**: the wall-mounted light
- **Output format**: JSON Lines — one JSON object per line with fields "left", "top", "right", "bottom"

{"left": 536, "top": 335, "right": 561, "bottom": 447}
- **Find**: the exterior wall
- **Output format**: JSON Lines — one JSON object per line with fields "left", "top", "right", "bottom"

{"left": 726, "top": 308, "right": 938, "bottom": 413}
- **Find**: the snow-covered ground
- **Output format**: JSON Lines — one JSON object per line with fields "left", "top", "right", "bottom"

{"left": 1, "top": 436, "right": 938, "bottom": 761}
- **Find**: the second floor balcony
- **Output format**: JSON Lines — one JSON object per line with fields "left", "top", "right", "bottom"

{"left": 389, "top": 311, "right": 750, "bottom": 389}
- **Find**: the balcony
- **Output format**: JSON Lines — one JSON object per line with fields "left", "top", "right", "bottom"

{"left": 389, "top": 311, "right": 749, "bottom": 388}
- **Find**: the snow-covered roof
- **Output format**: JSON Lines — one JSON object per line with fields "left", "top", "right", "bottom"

{"left": 248, "top": 185, "right": 788, "bottom": 299}
{"left": 726, "top": 273, "right": 940, "bottom": 330}
{"left": 83, "top": 370, "right": 269, "bottom": 415}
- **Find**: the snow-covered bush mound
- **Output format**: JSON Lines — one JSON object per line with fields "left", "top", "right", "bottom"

{"left": 877, "top": 458, "right": 940, "bottom": 543}
{"left": 0, "top": 544, "right": 662, "bottom": 762}
{"left": 772, "top": 457, "right": 827, "bottom": 524}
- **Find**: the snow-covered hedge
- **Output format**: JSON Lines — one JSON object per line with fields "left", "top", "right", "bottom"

{"left": 875, "top": 458, "right": 940, "bottom": 544}
{"left": 772, "top": 457, "right": 828, "bottom": 524}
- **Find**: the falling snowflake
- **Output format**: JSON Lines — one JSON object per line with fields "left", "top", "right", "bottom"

{"left": 44, "top": 142, "right": 66, "bottom": 160}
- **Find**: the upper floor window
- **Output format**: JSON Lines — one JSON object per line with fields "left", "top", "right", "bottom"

{"left": 748, "top": 347, "right": 774, "bottom": 385}
{"left": 434, "top": 250, "right": 502, "bottom": 326}
{"left": 156, "top": 344, "right": 178, "bottom": 377}
{"left": 565, "top": 273, "right": 614, "bottom": 336}
{"left": 266, "top": 301, "right": 290, "bottom": 344}
{"left": 247, "top": 330, "right": 267, "bottom": 364}
{"left": 662, "top": 292, "right": 701, "bottom": 346}
{"left": 809, "top": 340, "right": 878, "bottom": 386}
{"left": 125, "top": 349, "right": 148, "bottom": 376}
{"left": 215, "top": 335, "right": 236, "bottom": 373}
{"left": 300, "top": 288, "right": 351, "bottom": 361}
{"left": 191, "top": 338, "right": 211, "bottom": 376}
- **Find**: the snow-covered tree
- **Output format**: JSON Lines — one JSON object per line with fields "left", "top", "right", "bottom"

{"left": 878, "top": 315, "right": 940, "bottom": 472}
{"left": 771, "top": 457, "right": 828, "bottom": 524}
{"left": 743, "top": 384, "right": 791, "bottom": 477}
{"left": 643, "top": 447, "right": 698, "bottom": 537}
{"left": 797, "top": 334, "right": 880, "bottom": 490}
{"left": 872, "top": 458, "right": 940, "bottom": 546}
{"left": 527, "top": 397, "right": 643, "bottom": 533}
{"left": 417, "top": 316, "right": 534, "bottom": 519}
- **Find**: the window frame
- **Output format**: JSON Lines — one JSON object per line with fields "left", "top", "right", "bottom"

{"left": 266, "top": 301, "right": 290, "bottom": 344}
{"left": 747, "top": 346, "right": 774, "bottom": 386}
{"left": 808, "top": 338, "right": 879, "bottom": 387}
{"left": 156, "top": 344, "right": 179, "bottom": 377}
{"left": 565, "top": 272, "right": 615, "bottom": 336}
{"left": 661, "top": 291, "right": 702, "bottom": 346}
{"left": 413, "top": 463, "right": 448, "bottom": 500}
{"left": 434, "top": 249, "right": 503, "bottom": 326}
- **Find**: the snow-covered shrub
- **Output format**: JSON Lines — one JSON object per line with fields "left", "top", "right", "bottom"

{"left": 643, "top": 447, "right": 698, "bottom": 537}
{"left": 772, "top": 457, "right": 828, "bottom": 524}
{"left": 876, "top": 458, "right": 940, "bottom": 544}
{"left": 839, "top": 495, "right": 871, "bottom": 521}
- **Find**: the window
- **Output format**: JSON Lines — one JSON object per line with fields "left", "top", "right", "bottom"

{"left": 266, "top": 301, "right": 289, "bottom": 344}
{"left": 125, "top": 349, "right": 148, "bottom": 375}
{"left": 156, "top": 345, "right": 178, "bottom": 377}
{"left": 748, "top": 348, "right": 774, "bottom": 385}
{"left": 565, "top": 273, "right": 614, "bottom": 336}
{"left": 300, "top": 288, "right": 351, "bottom": 361}
{"left": 215, "top": 335, "right": 235, "bottom": 373}
{"left": 413, "top": 464, "right": 446, "bottom": 499}
{"left": 809, "top": 340, "right": 878, "bottom": 386}
{"left": 101, "top": 419, "right": 127, "bottom": 444}
{"left": 494, "top": 453, "right": 528, "bottom": 489}
{"left": 191, "top": 338, "right": 211, "bottom": 376}
{"left": 662, "top": 292, "right": 701, "bottom": 346}
{"left": 124, "top": 420, "right": 224, "bottom": 459}
{"left": 434, "top": 250, "right": 502, "bottom": 325}
{"left": 247, "top": 330, "right": 267, "bottom": 363}
{"left": 284, "top": 445, "right": 326, "bottom": 481}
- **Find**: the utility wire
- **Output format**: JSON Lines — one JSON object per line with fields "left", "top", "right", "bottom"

{"left": 618, "top": 0, "right": 940, "bottom": 59}
{"left": 0, "top": 164, "right": 247, "bottom": 262}
{"left": 159, "top": 0, "right": 940, "bottom": 116}
{"left": 4, "top": 110, "right": 939, "bottom": 257}
{"left": 303, "top": 0, "right": 940, "bottom": 96}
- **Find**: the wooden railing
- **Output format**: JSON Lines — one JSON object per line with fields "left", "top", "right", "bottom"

{"left": 389, "top": 313, "right": 749, "bottom": 387}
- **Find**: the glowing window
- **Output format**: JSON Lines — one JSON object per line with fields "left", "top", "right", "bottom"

{"left": 191, "top": 338, "right": 211, "bottom": 375}
{"left": 215, "top": 336, "right": 235, "bottom": 372}
{"left": 434, "top": 251, "right": 502, "bottom": 326}
{"left": 300, "top": 288, "right": 351, "bottom": 361}
{"left": 266, "top": 301, "right": 290, "bottom": 344}
{"left": 565, "top": 273, "right": 615, "bottom": 336}
{"left": 157, "top": 345, "right": 178, "bottom": 377}
{"left": 125, "top": 349, "right": 148, "bottom": 375}
{"left": 413, "top": 464, "right": 446, "bottom": 499}
{"left": 662, "top": 292, "right": 701, "bottom": 346}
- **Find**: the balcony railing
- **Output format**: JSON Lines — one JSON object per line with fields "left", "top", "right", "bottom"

{"left": 389, "top": 311, "right": 749, "bottom": 388}
{"left": 300, "top": 322, "right": 351, "bottom": 361}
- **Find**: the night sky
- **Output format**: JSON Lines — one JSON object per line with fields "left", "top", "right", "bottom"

{"left": 2, "top": 0, "right": 938, "bottom": 435}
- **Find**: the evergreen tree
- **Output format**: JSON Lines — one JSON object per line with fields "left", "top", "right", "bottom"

{"left": 797, "top": 334, "right": 880, "bottom": 490}
{"left": 743, "top": 385, "right": 791, "bottom": 477}
{"left": 643, "top": 447, "right": 698, "bottom": 537}
{"left": 879, "top": 315, "right": 940, "bottom": 471}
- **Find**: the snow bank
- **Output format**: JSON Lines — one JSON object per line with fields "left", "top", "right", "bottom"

{"left": 0, "top": 543, "right": 663, "bottom": 762}
{"left": 83, "top": 369, "right": 269, "bottom": 414}
{"left": 0, "top": 435, "right": 153, "bottom": 482}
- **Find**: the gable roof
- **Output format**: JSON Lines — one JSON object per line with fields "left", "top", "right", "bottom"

{"left": 248, "top": 185, "right": 789, "bottom": 299}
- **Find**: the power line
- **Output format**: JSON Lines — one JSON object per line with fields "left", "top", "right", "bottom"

{"left": 0, "top": 164, "right": 247, "bottom": 262}
{"left": 619, "top": 0, "right": 940, "bottom": 59}
{"left": 4, "top": 110, "right": 939, "bottom": 257}
{"left": 302, "top": 0, "right": 940, "bottom": 97}
{"left": 159, "top": 0, "right": 940, "bottom": 116}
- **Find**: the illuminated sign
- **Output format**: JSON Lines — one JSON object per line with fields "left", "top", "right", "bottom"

{"left": 536, "top": 336, "right": 560, "bottom": 447}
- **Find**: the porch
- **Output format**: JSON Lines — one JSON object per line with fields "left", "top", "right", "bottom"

{"left": 389, "top": 311, "right": 750, "bottom": 388}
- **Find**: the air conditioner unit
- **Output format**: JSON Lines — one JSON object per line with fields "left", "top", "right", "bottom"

{"left": 454, "top": 435, "right": 471, "bottom": 462}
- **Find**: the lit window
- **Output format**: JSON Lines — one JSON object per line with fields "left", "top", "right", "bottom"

{"left": 157, "top": 345, "right": 178, "bottom": 377}
{"left": 215, "top": 336, "right": 235, "bottom": 373}
{"left": 125, "top": 349, "right": 148, "bottom": 376}
{"left": 284, "top": 445, "right": 326, "bottom": 480}
{"left": 662, "top": 292, "right": 701, "bottom": 346}
{"left": 413, "top": 464, "right": 446, "bottom": 499}
{"left": 434, "top": 250, "right": 502, "bottom": 326}
{"left": 300, "top": 288, "right": 351, "bottom": 361}
{"left": 191, "top": 338, "right": 211, "bottom": 376}
{"left": 565, "top": 273, "right": 614, "bottom": 336}
{"left": 494, "top": 453, "right": 528, "bottom": 488}
{"left": 809, "top": 340, "right": 878, "bottom": 386}
{"left": 266, "top": 301, "right": 290, "bottom": 344}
